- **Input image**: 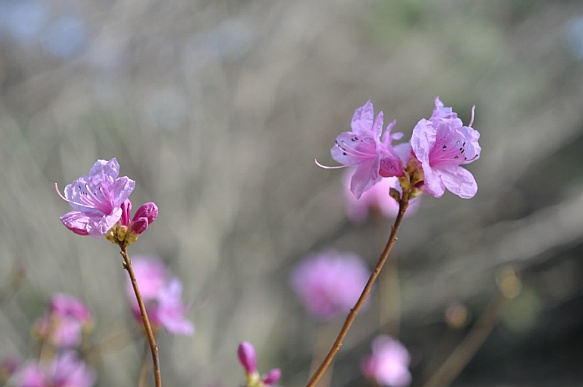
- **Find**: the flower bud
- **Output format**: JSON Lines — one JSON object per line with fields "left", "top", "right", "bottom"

{"left": 132, "top": 202, "right": 158, "bottom": 225}
{"left": 263, "top": 369, "right": 282, "bottom": 385}
{"left": 237, "top": 341, "right": 257, "bottom": 374}
{"left": 121, "top": 199, "right": 132, "bottom": 227}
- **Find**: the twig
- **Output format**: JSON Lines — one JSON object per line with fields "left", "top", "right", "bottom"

{"left": 306, "top": 192, "right": 410, "bottom": 387}
{"left": 121, "top": 246, "right": 162, "bottom": 387}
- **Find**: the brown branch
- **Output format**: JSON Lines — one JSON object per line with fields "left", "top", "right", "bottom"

{"left": 306, "top": 193, "right": 410, "bottom": 387}
{"left": 121, "top": 246, "right": 162, "bottom": 387}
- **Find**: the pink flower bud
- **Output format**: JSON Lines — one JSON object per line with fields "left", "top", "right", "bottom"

{"left": 120, "top": 199, "right": 132, "bottom": 227}
{"left": 132, "top": 202, "right": 158, "bottom": 225}
{"left": 130, "top": 217, "right": 149, "bottom": 235}
{"left": 237, "top": 341, "right": 257, "bottom": 374}
{"left": 263, "top": 368, "right": 282, "bottom": 385}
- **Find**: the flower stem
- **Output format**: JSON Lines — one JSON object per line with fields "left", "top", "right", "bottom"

{"left": 120, "top": 245, "right": 162, "bottom": 387}
{"left": 306, "top": 192, "right": 410, "bottom": 387}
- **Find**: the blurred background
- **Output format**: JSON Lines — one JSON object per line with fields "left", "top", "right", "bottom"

{"left": 1, "top": 0, "right": 583, "bottom": 385}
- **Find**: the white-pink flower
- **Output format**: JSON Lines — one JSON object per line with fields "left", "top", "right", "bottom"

{"left": 361, "top": 335, "right": 412, "bottom": 387}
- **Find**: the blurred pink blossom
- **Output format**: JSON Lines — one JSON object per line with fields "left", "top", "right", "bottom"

{"left": 34, "top": 293, "right": 92, "bottom": 349}
{"left": 361, "top": 335, "right": 412, "bottom": 387}
{"left": 290, "top": 250, "right": 371, "bottom": 320}
{"left": 15, "top": 352, "right": 95, "bottom": 387}
{"left": 343, "top": 173, "right": 420, "bottom": 223}
{"left": 127, "top": 257, "right": 194, "bottom": 335}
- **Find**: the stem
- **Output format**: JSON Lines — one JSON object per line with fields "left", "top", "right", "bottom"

{"left": 306, "top": 193, "right": 410, "bottom": 387}
{"left": 120, "top": 246, "right": 162, "bottom": 387}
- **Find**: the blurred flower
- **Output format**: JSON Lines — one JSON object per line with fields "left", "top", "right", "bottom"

{"left": 57, "top": 158, "right": 135, "bottom": 238}
{"left": 127, "top": 257, "right": 194, "bottom": 335}
{"left": 290, "top": 250, "right": 371, "bottom": 320}
{"left": 34, "top": 293, "right": 92, "bottom": 349}
{"left": 14, "top": 352, "right": 95, "bottom": 387}
{"left": 410, "top": 97, "right": 481, "bottom": 199}
{"left": 320, "top": 101, "right": 408, "bottom": 199}
{"left": 0, "top": 356, "right": 19, "bottom": 382}
{"left": 237, "top": 341, "right": 281, "bottom": 387}
{"left": 343, "top": 173, "right": 420, "bottom": 223}
{"left": 361, "top": 335, "right": 411, "bottom": 387}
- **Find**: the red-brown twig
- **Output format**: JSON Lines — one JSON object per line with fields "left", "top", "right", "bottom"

{"left": 121, "top": 246, "right": 161, "bottom": 387}
{"left": 306, "top": 192, "right": 410, "bottom": 387}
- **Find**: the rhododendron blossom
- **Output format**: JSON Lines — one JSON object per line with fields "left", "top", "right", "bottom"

{"left": 34, "top": 293, "right": 92, "bottom": 349}
{"left": 15, "top": 352, "right": 95, "bottom": 387}
{"left": 361, "top": 335, "right": 412, "bottom": 387}
{"left": 411, "top": 97, "right": 481, "bottom": 199}
{"left": 127, "top": 257, "right": 193, "bottom": 335}
{"left": 57, "top": 158, "right": 135, "bottom": 238}
{"left": 290, "top": 250, "right": 371, "bottom": 320}
{"left": 323, "top": 101, "right": 408, "bottom": 199}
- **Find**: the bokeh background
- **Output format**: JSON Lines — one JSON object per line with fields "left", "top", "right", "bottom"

{"left": 1, "top": 0, "right": 583, "bottom": 385}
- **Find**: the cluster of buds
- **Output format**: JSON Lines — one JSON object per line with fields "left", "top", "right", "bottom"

{"left": 238, "top": 342, "right": 281, "bottom": 387}
{"left": 105, "top": 200, "right": 158, "bottom": 247}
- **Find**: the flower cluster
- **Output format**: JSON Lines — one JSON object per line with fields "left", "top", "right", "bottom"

{"left": 324, "top": 98, "right": 481, "bottom": 200}
{"left": 361, "top": 335, "right": 412, "bottom": 387}
{"left": 238, "top": 341, "right": 281, "bottom": 387}
{"left": 290, "top": 250, "right": 371, "bottom": 320}
{"left": 3, "top": 294, "right": 96, "bottom": 387}
{"left": 126, "top": 257, "right": 194, "bottom": 335}
{"left": 14, "top": 352, "right": 95, "bottom": 387}
{"left": 57, "top": 158, "right": 158, "bottom": 246}
{"left": 33, "top": 293, "right": 93, "bottom": 349}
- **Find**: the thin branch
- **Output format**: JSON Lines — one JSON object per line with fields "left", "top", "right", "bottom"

{"left": 306, "top": 192, "right": 410, "bottom": 387}
{"left": 121, "top": 246, "right": 162, "bottom": 387}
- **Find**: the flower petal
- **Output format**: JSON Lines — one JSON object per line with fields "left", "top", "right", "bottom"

{"left": 439, "top": 165, "right": 478, "bottom": 199}
{"left": 351, "top": 100, "right": 375, "bottom": 136}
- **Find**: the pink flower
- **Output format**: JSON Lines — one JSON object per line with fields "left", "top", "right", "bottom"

{"left": 57, "top": 158, "right": 135, "bottom": 238}
{"left": 410, "top": 97, "right": 481, "bottom": 199}
{"left": 15, "top": 352, "right": 95, "bottom": 387}
{"left": 361, "top": 335, "right": 411, "bottom": 387}
{"left": 34, "top": 294, "right": 92, "bottom": 349}
{"left": 343, "top": 173, "right": 420, "bottom": 224}
{"left": 290, "top": 250, "right": 371, "bottom": 320}
{"left": 127, "top": 257, "right": 194, "bottom": 335}
{"left": 237, "top": 342, "right": 281, "bottom": 387}
{"left": 324, "top": 101, "right": 407, "bottom": 199}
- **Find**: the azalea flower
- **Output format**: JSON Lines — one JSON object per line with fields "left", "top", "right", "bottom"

{"left": 361, "top": 335, "right": 412, "bottom": 387}
{"left": 127, "top": 257, "right": 194, "bottom": 335}
{"left": 34, "top": 293, "right": 93, "bottom": 349}
{"left": 237, "top": 341, "right": 281, "bottom": 387}
{"left": 290, "top": 250, "right": 371, "bottom": 320}
{"left": 410, "top": 97, "right": 481, "bottom": 199}
{"left": 320, "top": 101, "right": 407, "bottom": 199}
{"left": 15, "top": 352, "right": 95, "bottom": 387}
{"left": 57, "top": 158, "right": 135, "bottom": 238}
